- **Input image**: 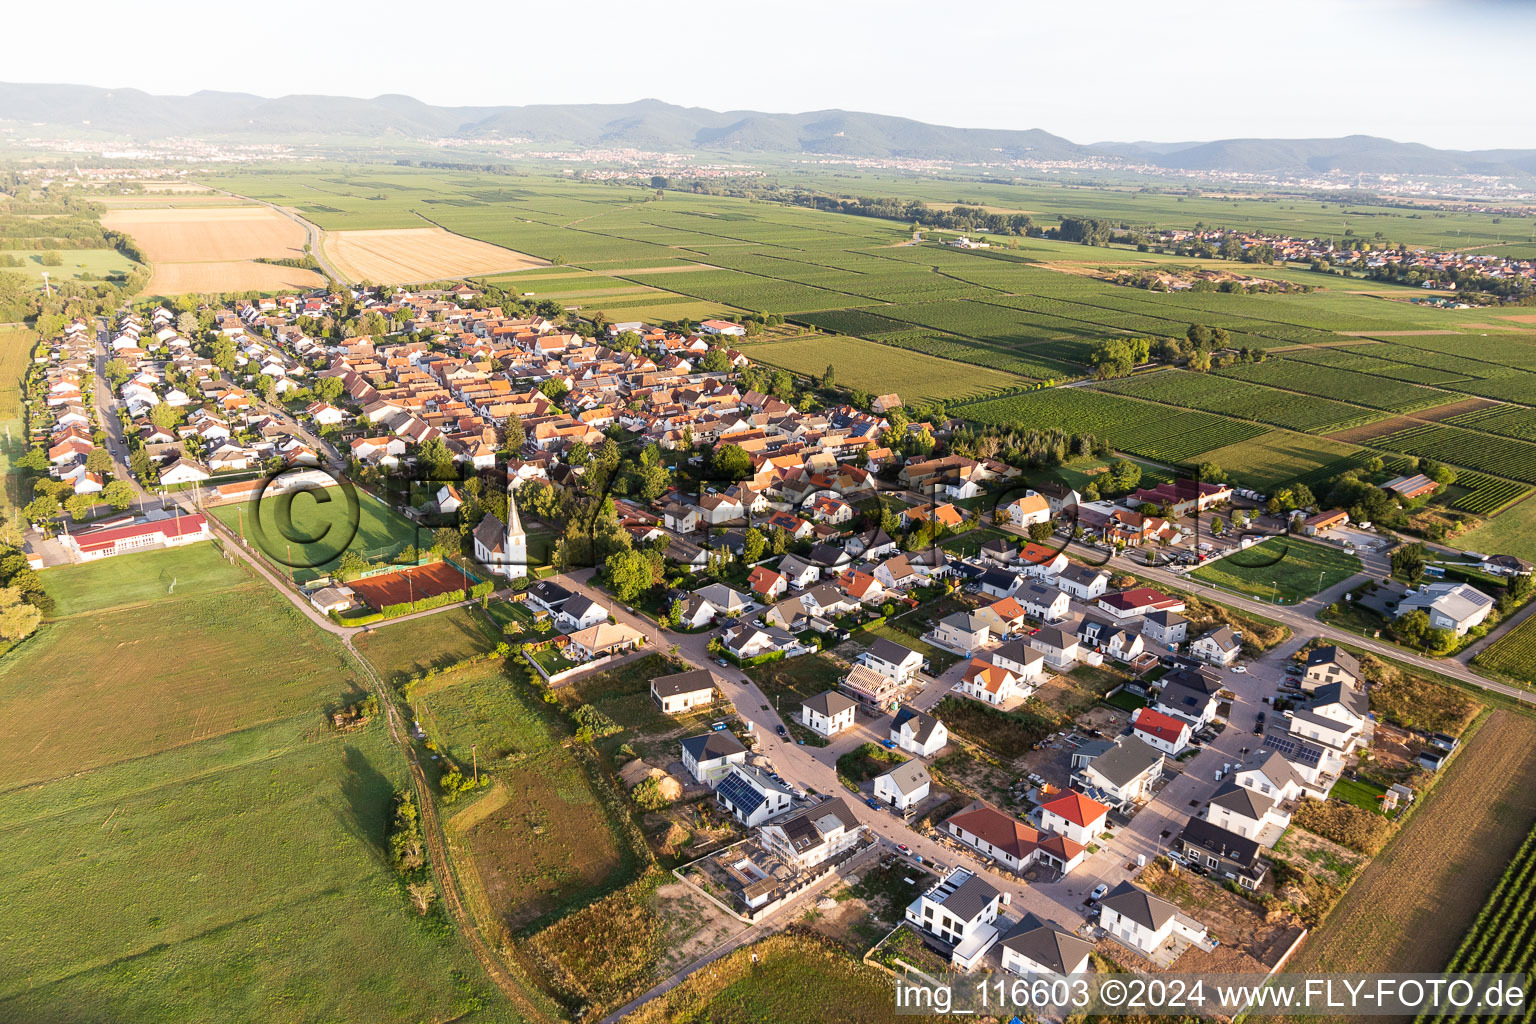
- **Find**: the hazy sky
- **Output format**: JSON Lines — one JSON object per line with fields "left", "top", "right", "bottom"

{"left": 8, "top": 0, "right": 1533, "bottom": 150}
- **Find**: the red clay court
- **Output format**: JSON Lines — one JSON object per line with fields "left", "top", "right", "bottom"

{"left": 350, "top": 560, "right": 474, "bottom": 611}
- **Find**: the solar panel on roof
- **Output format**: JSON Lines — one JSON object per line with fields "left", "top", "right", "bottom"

{"left": 717, "top": 773, "right": 767, "bottom": 814}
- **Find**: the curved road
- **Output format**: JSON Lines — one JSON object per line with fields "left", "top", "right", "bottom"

{"left": 207, "top": 187, "right": 345, "bottom": 284}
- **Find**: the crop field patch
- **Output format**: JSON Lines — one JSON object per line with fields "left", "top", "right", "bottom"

{"left": 324, "top": 226, "right": 546, "bottom": 283}
{"left": 1216, "top": 359, "right": 1455, "bottom": 413}
{"left": 100, "top": 205, "right": 307, "bottom": 262}
{"left": 1370, "top": 423, "right": 1536, "bottom": 484}
{"left": 1287, "top": 711, "right": 1536, "bottom": 978}
{"left": 1093, "top": 368, "right": 1379, "bottom": 434}
{"left": 145, "top": 260, "right": 325, "bottom": 295}
{"left": 1194, "top": 430, "right": 1364, "bottom": 491}
{"left": 353, "top": 605, "right": 502, "bottom": 683}
{"left": 747, "top": 334, "right": 1023, "bottom": 403}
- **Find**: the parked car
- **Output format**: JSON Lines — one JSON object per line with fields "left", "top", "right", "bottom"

{"left": 1166, "top": 849, "right": 1189, "bottom": 866}
{"left": 1230, "top": 665, "right": 1248, "bottom": 674}
{"left": 716, "top": 658, "right": 729, "bottom": 668}
{"left": 711, "top": 721, "right": 728, "bottom": 732}
{"left": 776, "top": 724, "right": 788, "bottom": 737}
{"left": 880, "top": 739, "right": 897, "bottom": 750}
{"left": 1089, "top": 883, "right": 1109, "bottom": 902}
{"left": 1254, "top": 711, "right": 1266, "bottom": 735}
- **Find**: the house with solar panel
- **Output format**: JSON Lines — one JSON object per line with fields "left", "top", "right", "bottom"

{"left": 758, "top": 798, "right": 865, "bottom": 870}
{"left": 904, "top": 867, "right": 1011, "bottom": 971}
{"left": 714, "top": 763, "right": 794, "bottom": 826}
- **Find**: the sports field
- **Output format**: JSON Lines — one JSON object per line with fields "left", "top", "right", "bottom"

{"left": 0, "top": 546, "right": 521, "bottom": 1023}
{"left": 210, "top": 486, "right": 420, "bottom": 583}
{"left": 325, "top": 226, "right": 546, "bottom": 284}
{"left": 349, "top": 559, "right": 475, "bottom": 610}
{"left": 1190, "top": 536, "right": 1362, "bottom": 604}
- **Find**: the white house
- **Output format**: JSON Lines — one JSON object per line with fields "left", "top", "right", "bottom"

{"left": 650, "top": 668, "right": 718, "bottom": 714}
{"left": 801, "top": 690, "right": 858, "bottom": 737}
{"left": 959, "top": 658, "right": 1022, "bottom": 706}
{"left": 891, "top": 705, "right": 949, "bottom": 758}
{"left": 862, "top": 637, "right": 925, "bottom": 683}
{"left": 934, "top": 611, "right": 993, "bottom": 656}
{"left": 1004, "top": 492, "right": 1052, "bottom": 528}
{"left": 1141, "top": 609, "right": 1189, "bottom": 647}
{"left": 1036, "top": 790, "right": 1111, "bottom": 848}
{"left": 1030, "top": 626, "right": 1080, "bottom": 670}
{"left": 759, "top": 798, "right": 864, "bottom": 870}
{"left": 680, "top": 731, "right": 748, "bottom": 784}
{"left": 1206, "top": 780, "right": 1290, "bottom": 845}
{"left": 159, "top": 458, "right": 211, "bottom": 485}
{"left": 1099, "top": 881, "right": 1203, "bottom": 956}
{"left": 715, "top": 764, "right": 794, "bottom": 826}
{"left": 873, "top": 759, "right": 931, "bottom": 811}
{"left": 1055, "top": 564, "right": 1110, "bottom": 600}
{"left": 1288, "top": 683, "right": 1368, "bottom": 755}
{"left": 905, "top": 868, "right": 1008, "bottom": 971}
{"left": 1130, "top": 707, "right": 1194, "bottom": 756}
{"left": 945, "top": 805, "right": 1087, "bottom": 876}
{"left": 999, "top": 914, "right": 1095, "bottom": 978}
{"left": 1016, "top": 582, "right": 1070, "bottom": 623}
{"left": 1233, "top": 751, "right": 1307, "bottom": 804}
{"left": 1191, "top": 626, "right": 1241, "bottom": 666}
{"left": 557, "top": 593, "right": 609, "bottom": 632}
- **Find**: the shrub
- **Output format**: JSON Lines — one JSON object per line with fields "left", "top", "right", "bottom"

{"left": 1294, "top": 798, "right": 1392, "bottom": 854}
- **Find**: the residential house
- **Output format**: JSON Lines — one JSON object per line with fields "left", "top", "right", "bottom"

{"left": 1098, "top": 588, "right": 1185, "bottom": 620}
{"left": 715, "top": 764, "right": 794, "bottom": 826}
{"left": 840, "top": 664, "right": 904, "bottom": 708}
{"left": 891, "top": 705, "right": 949, "bottom": 758}
{"left": 873, "top": 759, "right": 932, "bottom": 811}
{"left": 1016, "top": 582, "right": 1070, "bottom": 623}
{"left": 873, "top": 553, "right": 921, "bottom": 590}
{"left": 1153, "top": 675, "right": 1221, "bottom": 728}
{"left": 905, "top": 868, "right": 1008, "bottom": 971}
{"left": 1191, "top": 626, "right": 1241, "bottom": 666}
{"left": 1233, "top": 751, "right": 1307, "bottom": 804}
{"left": 663, "top": 502, "right": 700, "bottom": 534}
{"left": 1036, "top": 790, "right": 1110, "bottom": 848}
{"left": 1131, "top": 707, "right": 1193, "bottom": 756}
{"left": 159, "top": 458, "right": 211, "bottom": 485}
{"left": 651, "top": 668, "right": 719, "bottom": 714}
{"left": 565, "top": 622, "right": 645, "bottom": 660}
{"left": 1076, "top": 615, "right": 1145, "bottom": 664}
{"left": 1396, "top": 582, "right": 1495, "bottom": 635}
{"left": 1098, "top": 882, "right": 1193, "bottom": 956}
{"left": 1206, "top": 780, "right": 1290, "bottom": 845}
{"left": 1288, "top": 683, "right": 1368, "bottom": 755}
{"left": 677, "top": 592, "right": 722, "bottom": 629}
{"left": 1178, "top": 818, "right": 1268, "bottom": 889}
{"left": 777, "top": 554, "right": 821, "bottom": 590}
{"left": 945, "top": 805, "right": 1086, "bottom": 875}
{"left": 987, "top": 639, "right": 1047, "bottom": 684}
{"left": 976, "top": 566, "right": 1022, "bottom": 599}
{"left": 693, "top": 582, "right": 751, "bottom": 618}
{"left": 846, "top": 526, "right": 898, "bottom": 559}
{"left": 1141, "top": 609, "right": 1189, "bottom": 648}
{"left": 557, "top": 594, "right": 609, "bottom": 633}
{"left": 999, "top": 914, "right": 1095, "bottom": 978}
{"left": 1303, "top": 645, "right": 1361, "bottom": 693}
{"left": 526, "top": 579, "right": 573, "bottom": 615}
{"left": 801, "top": 690, "right": 858, "bottom": 737}
{"left": 747, "top": 565, "right": 788, "bottom": 601}
{"left": 719, "top": 621, "right": 798, "bottom": 659}
{"left": 1055, "top": 564, "right": 1110, "bottom": 600}
{"left": 863, "top": 637, "right": 925, "bottom": 683}
{"left": 681, "top": 731, "right": 748, "bottom": 784}
{"left": 1030, "top": 626, "right": 1080, "bottom": 670}
{"left": 759, "top": 798, "right": 864, "bottom": 870}
{"left": 935, "top": 611, "right": 993, "bottom": 655}
{"left": 959, "top": 658, "right": 1022, "bottom": 706}
{"left": 1004, "top": 492, "right": 1052, "bottom": 528}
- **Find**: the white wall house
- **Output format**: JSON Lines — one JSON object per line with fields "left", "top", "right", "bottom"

{"left": 801, "top": 690, "right": 858, "bottom": 737}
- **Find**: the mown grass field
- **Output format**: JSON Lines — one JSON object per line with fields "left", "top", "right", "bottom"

{"left": 1190, "top": 537, "right": 1362, "bottom": 604}
{"left": 0, "top": 326, "right": 35, "bottom": 512}
{"left": 355, "top": 604, "right": 503, "bottom": 683}
{"left": 746, "top": 333, "right": 1024, "bottom": 403}
{"left": 0, "top": 544, "right": 522, "bottom": 1023}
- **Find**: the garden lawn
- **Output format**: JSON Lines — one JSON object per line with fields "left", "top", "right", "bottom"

{"left": 1190, "top": 537, "right": 1361, "bottom": 604}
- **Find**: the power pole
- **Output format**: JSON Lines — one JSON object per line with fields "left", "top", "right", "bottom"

{"left": 472, "top": 743, "right": 478, "bottom": 786}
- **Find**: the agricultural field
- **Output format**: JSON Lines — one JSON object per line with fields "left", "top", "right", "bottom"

{"left": 410, "top": 660, "right": 563, "bottom": 765}
{"left": 1286, "top": 711, "right": 1536, "bottom": 979}
{"left": 1217, "top": 358, "right": 1456, "bottom": 413}
{"left": 1460, "top": 497, "right": 1536, "bottom": 563}
{"left": 209, "top": 486, "right": 420, "bottom": 583}
{"left": 0, "top": 327, "right": 34, "bottom": 511}
{"left": 0, "top": 545, "right": 518, "bottom": 1024}
{"left": 99, "top": 204, "right": 323, "bottom": 295}
{"left": 1190, "top": 537, "right": 1362, "bottom": 604}
{"left": 746, "top": 333, "right": 1024, "bottom": 404}
{"left": 324, "top": 226, "right": 546, "bottom": 284}
{"left": 1369, "top": 423, "right": 1536, "bottom": 484}
{"left": 1093, "top": 368, "right": 1379, "bottom": 434}
{"left": 0, "top": 247, "right": 138, "bottom": 284}
{"left": 1421, "top": 823, "right": 1536, "bottom": 1024}
{"left": 1472, "top": 612, "right": 1536, "bottom": 685}
{"left": 1193, "top": 430, "right": 1364, "bottom": 491}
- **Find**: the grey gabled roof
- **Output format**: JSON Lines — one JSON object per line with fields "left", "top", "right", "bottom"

{"left": 1305, "top": 644, "right": 1360, "bottom": 678}
{"left": 879, "top": 758, "right": 931, "bottom": 796}
{"left": 1100, "top": 881, "right": 1175, "bottom": 931}
{"left": 937, "top": 873, "right": 1001, "bottom": 922}
{"left": 1000, "top": 913, "right": 1096, "bottom": 974}
{"left": 893, "top": 704, "right": 942, "bottom": 746}
{"left": 1209, "top": 779, "right": 1275, "bottom": 820}
{"left": 652, "top": 667, "right": 719, "bottom": 698}
{"left": 681, "top": 731, "right": 746, "bottom": 763}
{"left": 1084, "top": 736, "right": 1163, "bottom": 787}
{"left": 868, "top": 636, "right": 920, "bottom": 666}
{"left": 562, "top": 593, "right": 603, "bottom": 620}
{"left": 803, "top": 689, "right": 857, "bottom": 717}
{"left": 1307, "top": 682, "right": 1369, "bottom": 719}
{"left": 1181, "top": 817, "right": 1262, "bottom": 868}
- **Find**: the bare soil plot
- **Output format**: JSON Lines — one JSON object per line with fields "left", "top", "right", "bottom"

{"left": 325, "top": 227, "right": 545, "bottom": 284}
{"left": 1287, "top": 710, "right": 1536, "bottom": 976}
{"left": 100, "top": 205, "right": 307, "bottom": 262}
{"left": 1326, "top": 414, "right": 1422, "bottom": 443}
{"left": 1416, "top": 396, "right": 1499, "bottom": 421}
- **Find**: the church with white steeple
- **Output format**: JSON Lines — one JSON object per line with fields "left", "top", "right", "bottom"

{"left": 472, "top": 473, "right": 528, "bottom": 579}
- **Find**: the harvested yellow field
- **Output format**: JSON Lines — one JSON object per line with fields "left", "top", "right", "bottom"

{"left": 100, "top": 205, "right": 307, "bottom": 262}
{"left": 146, "top": 261, "right": 324, "bottom": 296}
{"left": 325, "top": 227, "right": 545, "bottom": 284}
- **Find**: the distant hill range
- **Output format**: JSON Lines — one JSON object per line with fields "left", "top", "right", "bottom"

{"left": 3, "top": 82, "right": 1534, "bottom": 177}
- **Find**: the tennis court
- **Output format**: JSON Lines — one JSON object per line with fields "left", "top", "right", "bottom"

{"left": 350, "top": 560, "right": 473, "bottom": 611}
